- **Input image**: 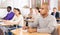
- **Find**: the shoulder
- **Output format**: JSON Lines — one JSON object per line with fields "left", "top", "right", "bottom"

{"left": 35, "top": 14, "right": 42, "bottom": 20}
{"left": 19, "top": 15, "right": 23, "bottom": 19}
{"left": 11, "top": 12, "right": 14, "bottom": 14}
{"left": 48, "top": 15, "right": 56, "bottom": 20}
{"left": 56, "top": 12, "right": 59, "bottom": 14}
{"left": 9, "top": 12, "right": 14, "bottom": 15}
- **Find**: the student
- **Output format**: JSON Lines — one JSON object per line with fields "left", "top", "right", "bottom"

{"left": 3, "top": 8, "right": 24, "bottom": 27}
{"left": 3, "top": 6, "right": 14, "bottom": 20}
{"left": 27, "top": 8, "right": 39, "bottom": 26}
{"left": 51, "top": 7, "right": 59, "bottom": 18}
{"left": 25, "top": 8, "right": 34, "bottom": 26}
{"left": 51, "top": 7, "right": 59, "bottom": 22}
{"left": 0, "top": 6, "right": 14, "bottom": 35}
{"left": 24, "top": 3, "right": 57, "bottom": 35}
{"left": 23, "top": 8, "right": 40, "bottom": 29}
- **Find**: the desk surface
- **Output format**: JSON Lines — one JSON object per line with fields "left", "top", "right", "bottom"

{"left": 56, "top": 18, "right": 60, "bottom": 20}
{"left": 11, "top": 28, "right": 51, "bottom": 35}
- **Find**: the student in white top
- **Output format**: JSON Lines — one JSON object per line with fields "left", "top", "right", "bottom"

{"left": 3, "top": 8, "right": 24, "bottom": 27}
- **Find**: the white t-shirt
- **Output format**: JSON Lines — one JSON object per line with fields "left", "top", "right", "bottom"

{"left": 10, "top": 15, "right": 24, "bottom": 26}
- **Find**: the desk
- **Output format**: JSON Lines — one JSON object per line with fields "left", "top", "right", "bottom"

{"left": 0, "top": 22, "right": 14, "bottom": 26}
{"left": 24, "top": 19, "right": 34, "bottom": 22}
{"left": 57, "top": 25, "right": 60, "bottom": 35}
{"left": 56, "top": 18, "right": 60, "bottom": 20}
{"left": 11, "top": 28, "right": 51, "bottom": 35}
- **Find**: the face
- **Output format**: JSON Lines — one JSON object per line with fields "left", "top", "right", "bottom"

{"left": 7, "top": 8, "right": 11, "bottom": 12}
{"left": 13, "top": 9, "right": 19, "bottom": 15}
{"left": 53, "top": 9, "right": 57, "bottom": 12}
{"left": 40, "top": 5, "right": 48, "bottom": 15}
{"left": 13, "top": 9, "right": 16, "bottom": 12}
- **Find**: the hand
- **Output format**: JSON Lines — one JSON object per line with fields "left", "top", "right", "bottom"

{"left": 2, "top": 20, "right": 7, "bottom": 22}
{"left": 22, "top": 26, "right": 28, "bottom": 30}
{"left": 28, "top": 27, "right": 37, "bottom": 33}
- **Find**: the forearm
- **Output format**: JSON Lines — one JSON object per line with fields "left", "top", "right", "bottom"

{"left": 37, "top": 27, "right": 55, "bottom": 33}
{"left": 4, "top": 20, "right": 18, "bottom": 25}
{"left": 28, "top": 27, "right": 37, "bottom": 33}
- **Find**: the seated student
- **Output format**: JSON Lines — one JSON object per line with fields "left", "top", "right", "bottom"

{"left": 51, "top": 7, "right": 59, "bottom": 22}
{"left": 0, "top": 6, "right": 14, "bottom": 35}
{"left": 25, "top": 8, "right": 34, "bottom": 26}
{"left": 23, "top": 8, "right": 40, "bottom": 29}
{"left": 3, "top": 8, "right": 24, "bottom": 28}
{"left": 23, "top": 3, "right": 57, "bottom": 35}
{"left": 3, "top": 6, "right": 14, "bottom": 20}
{"left": 25, "top": 8, "right": 39, "bottom": 27}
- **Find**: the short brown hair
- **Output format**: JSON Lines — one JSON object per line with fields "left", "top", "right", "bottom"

{"left": 42, "top": 3, "right": 49, "bottom": 5}
{"left": 42, "top": 3, "right": 49, "bottom": 11}
{"left": 14, "top": 8, "right": 21, "bottom": 14}
{"left": 16, "top": 8, "right": 21, "bottom": 14}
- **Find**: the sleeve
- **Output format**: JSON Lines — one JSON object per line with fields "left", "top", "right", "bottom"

{"left": 57, "top": 12, "right": 59, "bottom": 18}
{"left": 3, "top": 14, "right": 9, "bottom": 20}
{"left": 3, "top": 12, "right": 14, "bottom": 20}
{"left": 7, "top": 15, "right": 24, "bottom": 26}
{"left": 19, "top": 16, "right": 24, "bottom": 26}
{"left": 30, "top": 18, "right": 39, "bottom": 28}
{"left": 37, "top": 17, "right": 57, "bottom": 33}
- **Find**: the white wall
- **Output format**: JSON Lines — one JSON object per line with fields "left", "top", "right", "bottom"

{"left": 49, "top": 0, "right": 58, "bottom": 14}
{"left": 6, "top": 0, "right": 29, "bottom": 9}
{"left": 0, "top": 0, "right": 29, "bottom": 18}
{"left": 0, "top": 9, "right": 7, "bottom": 18}
{"left": 0, "top": 0, "right": 58, "bottom": 18}
{"left": 7, "top": 0, "right": 29, "bottom": 16}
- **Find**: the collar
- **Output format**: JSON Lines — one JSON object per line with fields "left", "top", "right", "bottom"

{"left": 8, "top": 11, "right": 12, "bottom": 13}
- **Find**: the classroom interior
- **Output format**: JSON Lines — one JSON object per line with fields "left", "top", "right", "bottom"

{"left": 0, "top": 0, "right": 60, "bottom": 35}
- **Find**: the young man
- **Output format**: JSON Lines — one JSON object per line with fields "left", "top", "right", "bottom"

{"left": 51, "top": 7, "right": 59, "bottom": 18}
{"left": 2, "top": 6, "right": 15, "bottom": 35}
{"left": 26, "top": 3, "right": 57, "bottom": 35}
{"left": 51, "top": 7, "right": 59, "bottom": 22}
{"left": 3, "top": 6, "right": 14, "bottom": 20}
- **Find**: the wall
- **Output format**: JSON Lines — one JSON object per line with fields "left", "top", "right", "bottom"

{"left": 49, "top": 0, "right": 58, "bottom": 14}
{"left": 0, "top": 0, "right": 58, "bottom": 18}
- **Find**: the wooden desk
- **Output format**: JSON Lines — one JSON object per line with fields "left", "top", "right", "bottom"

{"left": 57, "top": 25, "right": 60, "bottom": 35}
{"left": 24, "top": 19, "right": 34, "bottom": 22}
{"left": 11, "top": 28, "right": 51, "bottom": 35}
{"left": 0, "top": 22, "right": 14, "bottom": 26}
{"left": 56, "top": 18, "right": 60, "bottom": 20}
{"left": 0, "top": 21, "right": 15, "bottom": 26}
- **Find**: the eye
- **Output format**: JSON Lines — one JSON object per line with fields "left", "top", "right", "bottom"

{"left": 41, "top": 8, "right": 44, "bottom": 10}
